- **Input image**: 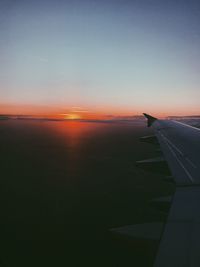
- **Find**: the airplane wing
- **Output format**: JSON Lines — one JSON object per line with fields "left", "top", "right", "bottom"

{"left": 143, "top": 113, "right": 200, "bottom": 267}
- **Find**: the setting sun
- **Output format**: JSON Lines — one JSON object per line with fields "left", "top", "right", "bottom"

{"left": 64, "top": 113, "right": 81, "bottom": 120}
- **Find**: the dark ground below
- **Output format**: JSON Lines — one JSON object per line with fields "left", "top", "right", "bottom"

{"left": 0, "top": 120, "right": 174, "bottom": 267}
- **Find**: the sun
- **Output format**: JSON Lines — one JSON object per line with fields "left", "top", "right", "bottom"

{"left": 64, "top": 113, "right": 81, "bottom": 120}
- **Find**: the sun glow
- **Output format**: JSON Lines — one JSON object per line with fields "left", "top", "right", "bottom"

{"left": 64, "top": 113, "right": 81, "bottom": 120}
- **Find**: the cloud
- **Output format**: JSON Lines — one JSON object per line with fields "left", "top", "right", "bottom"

{"left": 70, "top": 107, "right": 89, "bottom": 113}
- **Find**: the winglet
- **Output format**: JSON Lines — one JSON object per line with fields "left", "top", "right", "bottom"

{"left": 143, "top": 113, "right": 157, "bottom": 127}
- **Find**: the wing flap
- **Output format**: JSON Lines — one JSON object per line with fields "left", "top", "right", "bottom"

{"left": 154, "top": 187, "right": 200, "bottom": 267}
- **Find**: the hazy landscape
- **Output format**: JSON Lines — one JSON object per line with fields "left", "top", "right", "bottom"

{"left": 0, "top": 119, "right": 175, "bottom": 267}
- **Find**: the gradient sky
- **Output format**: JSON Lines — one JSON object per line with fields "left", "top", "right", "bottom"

{"left": 0, "top": 0, "right": 200, "bottom": 116}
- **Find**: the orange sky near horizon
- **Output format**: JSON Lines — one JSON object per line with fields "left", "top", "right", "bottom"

{"left": 0, "top": 102, "right": 200, "bottom": 119}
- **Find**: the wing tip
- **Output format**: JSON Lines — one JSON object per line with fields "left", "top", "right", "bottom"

{"left": 143, "top": 113, "right": 157, "bottom": 127}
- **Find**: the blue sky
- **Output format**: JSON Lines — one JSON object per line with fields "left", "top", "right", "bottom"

{"left": 0, "top": 0, "right": 200, "bottom": 115}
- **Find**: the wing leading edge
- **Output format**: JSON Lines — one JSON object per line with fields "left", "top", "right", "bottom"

{"left": 143, "top": 114, "right": 200, "bottom": 267}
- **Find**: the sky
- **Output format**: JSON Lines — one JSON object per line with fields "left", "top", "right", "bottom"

{"left": 0, "top": 0, "right": 200, "bottom": 117}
